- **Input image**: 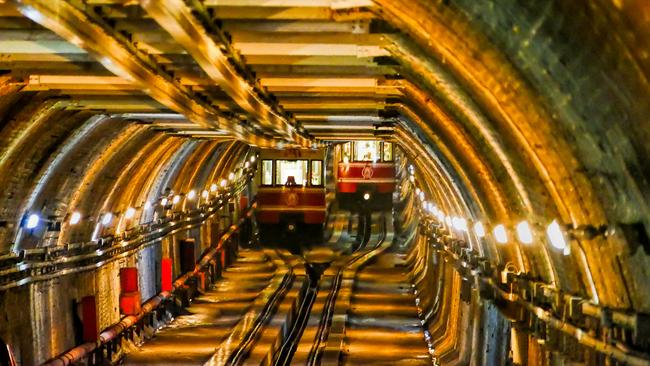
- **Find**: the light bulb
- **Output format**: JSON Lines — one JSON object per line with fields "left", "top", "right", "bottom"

{"left": 452, "top": 217, "right": 468, "bottom": 232}
{"left": 473, "top": 221, "right": 485, "bottom": 238}
{"left": 124, "top": 207, "right": 136, "bottom": 219}
{"left": 547, "top": 220, "right": 567, "bottom": 250}
{"left": 363, "top": 193, "right": 371, "bottom": 200}
{"left": 70, "top": 211, "right": 82, "bottom": 225}
{"left": 202, "top": 190, "right": 209, "bottom": 199}
{"left": 228, "top": 172, "right": 235, "bottom": 181}
{"left": 250, "top": 155, "right": 256, "bottom": 163}
{"left": 516, "top": 220, "right": 533, "bottom": 244}
{"left": 244, "top": 161, "right": 250, "bottom": 169}
{"left": 493, "top": 224, "right": 508, "bottom": 244}
{"left": 210, "top": 183, "right": 218, "bottom": 192}
{"left": 220, "top": 179, "right": 227, "bottom": 188}
{"left": 161, "top": 197, "right": 168, "bottom": 206}
{"left": 101, "top": 213, "right": 113, "bottom": 226}
{"left": 26, "top": 214, "right": 39, "bottom": 229}
{"left": 172, "top": 195, "right": 180, "bottom": 205}
{"left": 187, "top": 190, "right": 196, "bottom": 200}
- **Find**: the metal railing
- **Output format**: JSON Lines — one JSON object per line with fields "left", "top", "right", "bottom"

{"left": 419, "top": 219, "right": 650, "bottom": 366}
{"left": 0, "top": 169, "right": 255, "bottom": 292}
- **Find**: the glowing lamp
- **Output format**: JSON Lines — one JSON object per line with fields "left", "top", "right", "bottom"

{"left": 187, "top": 190, "right": 197, "bottom": 200}
{"left": 172, "top": 195, "right": 181, "bottom": 205}
{"left": 516, "top": 221, "right": 533, "bottom": 244}
{"left": 70, "top": 211, "right": 82, "bottom": 225}
{"left": 124, "top": 207, "right": 136, "bottom": 219}
{"left": 26, "top": 214, "right": 39, "bottom": 229}
{"left": 547, "top": 220, "right": 567, "bottom": 250}
{"left": 493, "top": 224, "right": 508, "bottom": 244}
{"left": 473, "top": 221, "right": 485, "bottom": 238}
{"left": 452, "top": 217, "right": 468, "bottom": 232}
{"left": 101, "top": 213, "right": 113, "bottom": 226}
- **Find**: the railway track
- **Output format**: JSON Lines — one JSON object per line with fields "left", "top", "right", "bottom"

{"left": 207, "top": 212, "right": 385, "bottom": 366}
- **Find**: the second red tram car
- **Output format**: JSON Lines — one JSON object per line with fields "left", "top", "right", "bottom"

{"left": 255, "top": 148, "right": 326, "bottom": 246}
{"left": 336, "top": 140, "right": 396, "bottom": 211}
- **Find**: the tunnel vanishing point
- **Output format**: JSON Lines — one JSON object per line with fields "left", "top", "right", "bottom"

{"left": 1, "top": 0, "right": 650, "bottom": 365}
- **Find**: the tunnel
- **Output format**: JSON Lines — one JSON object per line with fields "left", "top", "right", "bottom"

{"left": 1, "top": 0, "right": 650, "bottom": 365}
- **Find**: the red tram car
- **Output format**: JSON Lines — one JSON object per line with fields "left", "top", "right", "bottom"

{"left": 335, "top": 140, "right": 396, "bottom": 211}
{"left": 255, "top": 148, "right": 326, "bottom": 245}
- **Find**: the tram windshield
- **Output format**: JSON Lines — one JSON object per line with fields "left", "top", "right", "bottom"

{"left": 275, "top": 160, "right": 308, "bottom": 186}
{"left": 341, "top": 141, "right": 394, "bottom": 162}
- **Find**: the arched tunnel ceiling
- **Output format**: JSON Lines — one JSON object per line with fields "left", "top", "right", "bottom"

{"left": 1, "top": 0, "right": 650, "bottom": 352}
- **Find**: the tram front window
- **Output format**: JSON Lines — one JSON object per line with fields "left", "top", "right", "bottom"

{"left": 354, "top": 141, "right": 381, "bottom": 162}
{"left": 275, "top": 160, "right": 308, "bottom": 186}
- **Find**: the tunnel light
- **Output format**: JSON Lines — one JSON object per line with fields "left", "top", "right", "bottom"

{"left": 493, "top": 224, "right": 508, "bottom": 244}
{"left": 202, "top": 190, "right": 209, "bottom": 199}
{"left": 473, "top": 221, "right": 486, "bottom": 238}
{"left": 69, "top": 211, "right": 82, "bottom": 225}
{"left": 25, "top": 214, "right": 40, "bottom": 229}
{"left": 228, "top": 172, "right": 235, "bottom": 181}
{"left": 161, "top": 197, "right": 168, "bottom": 206}
{"left": 101, "top": 213, "right": 113, "bottom": 226}
{"left": 124, "top": 207, "right": 136, "bottom": 219}
{"left": 436, "top": 211, "right": 445, "bottom": 222}
{"left": 452, "top": 217, "right": 468, "bottom": 232}
{"left": 144, "top": 201, "right": 152, "bottom": 210}
{"left": 516, "top": 221, "right": 533, "bottom": 244}
{"left": 210, "top": 183, "right": 218, "bottom": 192}
{"left": 363, "top": 193, "right": 371, "bottom": 200}
{"left": 547, "top": 220, "right": 567, "bottom": 250}
{"left": 187, "top": 190, "right": 197, "bottom": 200}
{"left": 244, "top": 161, "right": 250, "bottom": 169}
{"left": 250, "top": 155, "right": 256, "bottom": 163}
{"left": 220, "top": 179, "right": 228, "bottom": 188}
{"left": 172, "top": 195, "right": 181, "bottom": 205}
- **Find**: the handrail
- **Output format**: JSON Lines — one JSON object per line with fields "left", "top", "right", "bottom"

{"left": 41, "top": 204, "right": 256, "bottom": 366}
{"left": 419, "top": 219, "right": 650, "bottom": 366}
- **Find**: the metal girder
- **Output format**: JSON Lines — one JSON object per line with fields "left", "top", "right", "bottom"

{"left": 8, "top": 0, "right": 291, "bottom": 147}
{"left": 140, "top": 0, "right": 312, "bottom": 148}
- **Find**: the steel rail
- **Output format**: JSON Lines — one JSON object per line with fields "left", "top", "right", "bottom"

{"left": 224, "top": 250, "right": 297, "bottom": 366}
{"left": 306, "top": 213, "right": 388, "bottom": 365}
{"left": 41, "top": 206, "right": 255, "bottom": 366}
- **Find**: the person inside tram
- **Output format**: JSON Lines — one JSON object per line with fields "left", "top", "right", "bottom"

{"left": 285, "top": 176, "right": 297, "bottom": 187}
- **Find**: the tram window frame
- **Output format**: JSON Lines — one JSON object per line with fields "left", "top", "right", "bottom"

{"left": 382, "top": 142, "right": 394, "bottom": 162}
{"left": 261, "top": 160, "right": 274, "bottom": 186}
{"left": 340, "top": 142, "right": 352, "bottom": 163}
{"left": 310, "top": 160, "right": 324, "bottom": 186}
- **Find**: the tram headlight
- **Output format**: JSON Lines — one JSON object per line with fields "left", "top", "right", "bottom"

{"left": 363, "top": 192, "right": 371, "bottom": 201}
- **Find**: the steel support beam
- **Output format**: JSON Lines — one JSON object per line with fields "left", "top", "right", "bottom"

{"left": 140, "top": 0, "right": 312, "bottom": 148}
{"left": 9, "top": 0, "right": 288, "bottom": 146}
